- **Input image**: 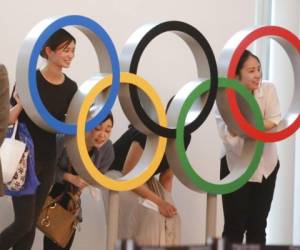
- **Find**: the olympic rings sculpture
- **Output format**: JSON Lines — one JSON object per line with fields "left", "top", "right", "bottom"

{"left": 15, "top": 15, "right": 299, "bottom": 194}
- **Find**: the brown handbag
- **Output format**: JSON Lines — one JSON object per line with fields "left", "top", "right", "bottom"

{"left": 37, "top": 191, "right": 81, "bottom": 248}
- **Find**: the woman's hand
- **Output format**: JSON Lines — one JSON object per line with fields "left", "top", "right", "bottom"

{"left": 13, "top": 88, "right": 21, "bottom": 104}
{"left": 65, "top": 173, "right": 88, "bottom": 189}
{"left": 157, "top": 199, "right": 177, "bottom": 218}
{"left": 228, "top": 127, "right": 237, "bottom": 137}
{"left": 264, "top": 119, "right": 277, "bottom": 130}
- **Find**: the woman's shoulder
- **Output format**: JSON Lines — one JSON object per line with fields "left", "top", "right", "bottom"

{"left": 36, "top": 70, "right": 77, "bottom": 90}
{"left": 63, "top": 74, "right": 78, "bottom": 90}
{"left": 101, "top": 140, "right": 114, "bottom": 152}
{"left": 128, "top": 126, "right": 146, "bottom": 139}
{"left": 261, "top": 80, "right": 276, "bottom": 90}
{"left": 260, "top": 81, "right": 278, "bottom": 97}
{"left": 93, "top": 140, "right": 115, "bottom": 171}
{"left": 114, "top": 126, "right": 145, "bottom": 144}
{"left": 93, "top": 140, "right": 113, "bottom": 156}
{"left": 36, "top": 69, "right": 43, "bottom": 81}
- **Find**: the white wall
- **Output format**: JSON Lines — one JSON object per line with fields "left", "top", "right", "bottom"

{"left": 0, "top": 1, "right": 257, "bottom": 249}
{"left": 267, "top": 0, "right": 300, "bottom": 245}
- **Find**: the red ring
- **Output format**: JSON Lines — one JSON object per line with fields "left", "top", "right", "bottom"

{"left": 227, "top": 26, "right": 300, "bottom": 142}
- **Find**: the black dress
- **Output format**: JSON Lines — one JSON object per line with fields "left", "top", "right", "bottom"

{"left": 11, "top": 70, "right": 77, "bottom": 163}
{"left": 110, "top": 125, "right": 191, "bottom": 175}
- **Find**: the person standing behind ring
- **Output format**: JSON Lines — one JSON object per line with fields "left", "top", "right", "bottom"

{"left": 215, "top": 50, "right": 281, "bottom": 245}
{"left": 0, "top": 29, "right": 78, "bottom": 250}
{"left": 109, "top": 98, "right": 191, "bottom": 246}
{"left": 43, "top": 113, "right": 114, "bottom": 250}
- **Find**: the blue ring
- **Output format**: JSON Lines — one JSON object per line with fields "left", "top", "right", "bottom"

{"left": 29, "top": 15, "right": 120, "bottom": 135}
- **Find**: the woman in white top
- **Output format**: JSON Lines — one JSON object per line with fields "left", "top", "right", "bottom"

{"left": 216, "top": 50, "right": 281, "bottom": 245}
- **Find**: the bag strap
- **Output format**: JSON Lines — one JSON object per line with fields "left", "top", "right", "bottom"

{"left": 11, "top": 120, "right": 19, "bottom": 139}
{"left": 47, "top": 192, "right": 80, "bottom": 214}
{"left": 67, "top": 160, "right": 72, "bottom": 173}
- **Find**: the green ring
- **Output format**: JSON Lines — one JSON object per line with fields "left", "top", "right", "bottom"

{"left": 176, "top": 78, "right": 265, "bottom": 194}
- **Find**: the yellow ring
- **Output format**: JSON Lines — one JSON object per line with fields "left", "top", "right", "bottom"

{"left": 76, "top": 72, "right": 167, "bottom": 191}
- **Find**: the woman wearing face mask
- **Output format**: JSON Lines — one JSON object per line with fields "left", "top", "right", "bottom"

{"left": 43, "top": 113, "right": 114, "bottom": 250}
{"left": 0, "top": 29, "right": 78, "bottom": 250}
{"left": 216, "top": 50, "right": 281, "bottom": 245}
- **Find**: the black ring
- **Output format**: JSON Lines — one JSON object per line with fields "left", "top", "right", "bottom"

{"left": 125, "top": 21, "right": 218, "bottom": 138}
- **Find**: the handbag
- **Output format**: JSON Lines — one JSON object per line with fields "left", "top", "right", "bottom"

{"left": 37, "top": 191, "right": 81, "bottom": 248}
{"left": 0, "top": 120, "right": 28, "bottom": 191}
{"left": 4, "top": 121, "right": 40, "bottom": 196}
{"left": 6, "top": 151, "right": 29, "bottom": 191}
{"left": 37, "top": 157, "right": 81, "bottom": 248}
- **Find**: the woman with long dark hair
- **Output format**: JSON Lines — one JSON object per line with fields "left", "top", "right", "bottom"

{"left": 0, "top": 28, "right": 78, "bottom": 250}
{"left": 216, "top": 50, "right": 281, "bottom": 244}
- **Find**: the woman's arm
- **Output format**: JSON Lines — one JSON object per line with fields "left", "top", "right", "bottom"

{"left": 159, "top": 168, "right": 173, "bottom": 193}
{"left": 122, "top": 142, "right": 177, "bottom": 218}
{"left": 9, "top": 104, "right": 22, "bottom": 125}
{"left": 264, "top": 119, "right": 277, "bottom": 130}
{"left": 9, "top": 89, "right": 23, "bottom": 125}
{"left": 55, "top": 148, "right": 88, "bottom": 190}
{"left": 122, "top": 141, "right": 143, "bottom": 174}
{"left": 215, "top": 107, "right": 244, "bottom": 156}
{"left": 63, "top": 172, "right": 88, "bottom": 190}
{"left": 264, "top": 83, "right": 281, "bottom": 131}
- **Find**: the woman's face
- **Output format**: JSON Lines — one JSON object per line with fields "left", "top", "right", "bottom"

{"left": 46, "top": 41, "right": 76, "bottom": 69}
{"left": 237, "top": 56, "right": 262, "bottom": 92}
{"left": 88, "top": 119, "right": 113, "bottom": 148}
